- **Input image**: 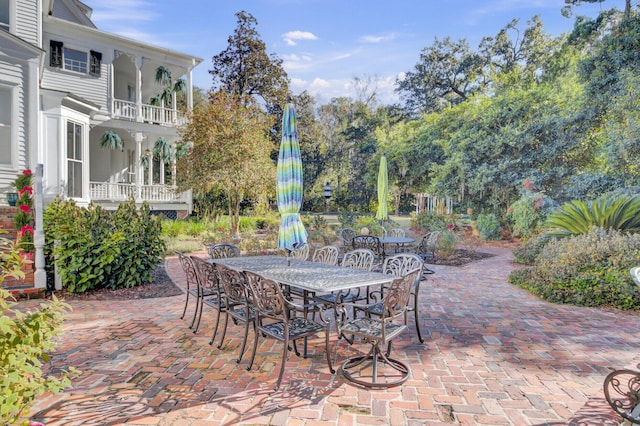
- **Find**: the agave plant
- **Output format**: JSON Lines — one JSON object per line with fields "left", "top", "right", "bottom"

{"left": 544, "top": 195, "right": 640, "bottom": 237}
{"left": 99, "top": 130, "right": 123, "bottom": 151}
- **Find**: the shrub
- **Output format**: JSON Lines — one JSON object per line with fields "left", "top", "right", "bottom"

{"left": 507, "top": 191, "right": 556, "bottom": 239}
{"left": 475, "top": 213, "right": 501, "bottom": 240}
{"left": 509, "top": 227, "right": 640, "bottom": 309}
{"left": 0, "top": 233, "right": 75, "bottom": 425}
{"left": 545, "top": 195, "right": 640, "bottom": 238}
{"left": 436, "top": 229, "right": 459, "bottom": 259}
{"left": 512, "top": 233, "right": 552, "bottom": 265}
{"left": 410, "top": 212, "right": 447, "bottom": 234}
{"left": 44, "top": 197, "right": 165, "bottom": 292}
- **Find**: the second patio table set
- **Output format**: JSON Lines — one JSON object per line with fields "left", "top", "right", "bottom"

{"left": 210, "top": 255, "right": 418, "bottom": 389}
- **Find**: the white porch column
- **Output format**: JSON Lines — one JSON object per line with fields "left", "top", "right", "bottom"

{"left": 135, "top": 56, "right": 143, "bottom": 122}
{"left": 187, "top": 66, "right": 193, "bottom": 110}
{"left": 134, "top": 132, "right": 144, "bottom": 201}
{"left": 34, "top": 164, "right": 46, "bottom": 289}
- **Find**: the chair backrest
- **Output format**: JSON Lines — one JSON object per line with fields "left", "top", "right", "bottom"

{"left": 417, "top": 231, "right": 440, "bottom": 255}
{"left": 342, "top": 248, "right": 375, "bottom": 271}
{"left": 312, "top": 245, "right": 339, "bottom": 265}
{"left": 289, "top": 243, "right": 310, "bottom": 260}
{"left": 631, "top": 267, "right": 640, "bottom": 287}
{"left": 216, "top": 263, "right": 248, "bottom": 305}
{"left": 209, "top": 243, "right": 241, "bottom": 260}
{"left": 389, "top": 228, "right": 406, "bottom": 238}
{"left": 382, "top": 268, "right": 422, "bottom": 322}
{"left": 243, "top": 270, "right": 287, "bottom": 321}
{"left": 352, "top": 235, "right": 383, "bottom": 257}
{"left": 340, "top": 228, "right": 357, "bottom": 247}
{"left": 177, "top": 251, "right": 198, "bottom": 288}
{"left": 382, "top": 253, "right": 424, "bottom": 278}
{"left": 190, "top": 256, "right": 220, "bottom": 291}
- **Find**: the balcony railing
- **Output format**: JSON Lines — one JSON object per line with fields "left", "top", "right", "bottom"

{"left": 90, "top": 182, "right": 189, "bottom": 203}
{"left": 112, "top": 99, "right": 187, "bottom": 126}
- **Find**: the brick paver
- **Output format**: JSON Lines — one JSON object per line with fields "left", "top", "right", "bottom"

{"left": 22, "top": 247, "right": 639, "bottom": 425}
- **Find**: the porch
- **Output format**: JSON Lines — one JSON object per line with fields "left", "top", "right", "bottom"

{"left": 112, "top": 99, "right": 187, "bottom": 127}
{"left": 89, "top": 182, "right": 191, "bottom": 211}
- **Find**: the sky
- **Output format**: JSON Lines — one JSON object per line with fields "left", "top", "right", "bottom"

{"left": 82, "top": 0, "right": 630, "bottom": 105}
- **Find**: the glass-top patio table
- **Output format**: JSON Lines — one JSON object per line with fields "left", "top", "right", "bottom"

{"left": 211, "top": 255, "right": 393, "bottom": 294}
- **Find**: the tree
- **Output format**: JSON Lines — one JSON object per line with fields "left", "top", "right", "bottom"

{"left": 210, "top": 11, "right": 289, "bottom": 113}
{"left": 396, "top": 37, "right": 486, "bottom": 116}
{"left": 178, "top": 91, "right": 275, "bottom": 235}
{"left": 562, "top": 0, "right": 631, "bottom": 18}
{"left": 479, "top": 16, "right": 555, "bottom": 77}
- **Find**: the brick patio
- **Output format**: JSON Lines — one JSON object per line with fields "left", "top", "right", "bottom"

{"left": 23, "top": 247, "right": 639, "bottom": 425}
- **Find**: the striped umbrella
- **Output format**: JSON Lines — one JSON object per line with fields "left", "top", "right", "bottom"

{"left": 376, "top": 153, "right": 389, "bottom": 221}
{"left": 277, "top": 103, "right": 307, "bottom": 251}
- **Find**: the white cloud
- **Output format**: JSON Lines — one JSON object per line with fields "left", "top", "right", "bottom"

{"left": 359, "top": 33, "right": 397, "bottom": 44}
{"left": 282, "top": 31, "right": 318, "bottom": 46}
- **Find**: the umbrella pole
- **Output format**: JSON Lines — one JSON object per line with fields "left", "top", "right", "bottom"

{"left": 287, "top": 249, "right": 291, "bottom": 267}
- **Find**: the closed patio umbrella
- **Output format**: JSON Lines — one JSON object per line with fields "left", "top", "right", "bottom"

{"left": 277, "top": 102, "right": 307, "bottom": 256}
{"left": 376, "top": 152, "right": 389, "bottom": 221}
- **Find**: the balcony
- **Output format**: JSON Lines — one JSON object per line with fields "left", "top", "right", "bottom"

{"left": 89, "top": 182, "right": 190, "bottom": 203}
{"left": 112, "top": 99, "right": 188, "bottom": 126}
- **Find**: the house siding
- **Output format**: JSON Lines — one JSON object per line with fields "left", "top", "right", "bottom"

{"left": 40, "top": 34, "right": 109, "bottom": 111}
{"left": 14, "top": 0, "right": 39, "bottom": 46}
{"left": 0, "top": 59, "right": 27, "bottom": 184}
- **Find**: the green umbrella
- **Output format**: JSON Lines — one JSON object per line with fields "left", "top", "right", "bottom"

{"left": 376, "top": 153, "right": 389, "bottom": 221}
{"left": 277, "top": 103, "right": 307, "bottom": 252}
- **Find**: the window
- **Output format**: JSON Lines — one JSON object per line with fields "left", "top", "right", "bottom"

{"left": 50, "top": 40, "right": 63, "bottom": 68}
{"left": 49, "top": 40, "right": 101, "bottom": 77}
{"left": 64, "top": 47, "right": 87, "bottom": 73}
{"left": 0, "top": 0, "right": 9, "bottom": 32}
{"left": 0, "top": 87, "right": 11, "bottom": 164}
{"left": 89, "top": 50, "right": 101, "bottom": 76}
{"left": 66, "top": 121, "right": 83, "bottom": 198}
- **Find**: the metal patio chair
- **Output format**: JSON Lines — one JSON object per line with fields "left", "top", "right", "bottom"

{"left": 243, "top": 270, "right": 334, "bottom": 391}
{"left": 336, "top": 267, "right": 422, "bottom": 388}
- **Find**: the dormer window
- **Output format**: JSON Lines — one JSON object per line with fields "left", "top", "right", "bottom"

{"left": 49, "top": 40, "right": 101, "bottom": 77}
{"left": 0, "top": 0, "right": 9, "bottom": 32}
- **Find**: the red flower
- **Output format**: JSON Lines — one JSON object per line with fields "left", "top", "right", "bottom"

{"left": 508, "top": 207, "right": 514, "bottom": 213}
{"left": 23, "top": 169, "right": 32, "bottom": 176}
{"left": 19, "top": 204, "right": 31, "bottom": 214}
{"left": 20, "top": 225, "right": 33, "bottom": 236}
{"left": 19, "top": 186, "right": 33, "bottom": 197}
{"left": 523, "top": 179, "right": 534, "bottom": 190}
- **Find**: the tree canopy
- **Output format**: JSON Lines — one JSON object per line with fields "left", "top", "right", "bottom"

{"left": 178, "top": 91, "right": 275, "bottom": 234}
{"left": 209, "top": 11, "right": 289, "bottom": 114}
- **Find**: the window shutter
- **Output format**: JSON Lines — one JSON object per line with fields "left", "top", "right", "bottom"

{"left": 50, "top": 40, "right": 63, "bottom": 68}
{"left": 89, "top": 50, "right": 102, "bottom": 76}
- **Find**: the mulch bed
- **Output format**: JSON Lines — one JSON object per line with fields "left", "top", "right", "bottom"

{"left": 55, "top": 264, "right": 183, "bottom": 301}
{"left": 426, "top": 249, "right": 495, "bottom": 267}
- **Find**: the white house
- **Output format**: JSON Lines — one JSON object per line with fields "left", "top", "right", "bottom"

{"left": 1, "top": 0, "right": 203, "bottom": 218}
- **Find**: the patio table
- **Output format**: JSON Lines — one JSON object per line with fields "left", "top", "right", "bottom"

{"left": 379, "top": 236, "right": 414, "bottom": 253}
{"left": 211, "top": 255, "right": 393, "bottom": 295}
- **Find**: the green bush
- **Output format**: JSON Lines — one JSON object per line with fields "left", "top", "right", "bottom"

{"left": 508, "top": 227, "right": 640, "bottom": 309}
{"left": 0, "top": 233, "right": 75, "bottom": 425}
{"left": 436, "top": 229, "right": 459, "bottom": 259}
{"left": 410, "top": 212, "right": 447, "bottom": 233}
{"left": 507, "top": 193, "right": 555, "bottom": 239}
{"left": 475, "top": 213, "right": 501, "bottom": 240}
{"left": 512, "top": 233, "right": 552, "bottom": 265}
{"left": 44, "top": 198, "right": 165, "bottom": 292}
